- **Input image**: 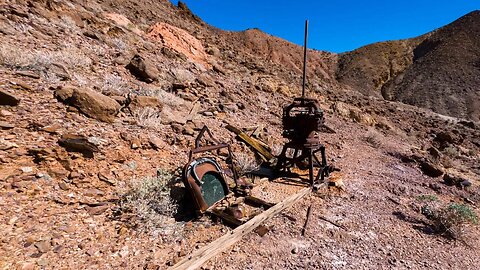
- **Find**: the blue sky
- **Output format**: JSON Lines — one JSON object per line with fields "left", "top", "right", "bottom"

{"left": 170, "top": 0, "right": 479, "bottom": 53}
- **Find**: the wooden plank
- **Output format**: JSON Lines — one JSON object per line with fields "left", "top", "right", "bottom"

{"left": 254, "top": 138, "right": 272, "bottom": 152}
{"left": 225, "top": 124, "right": 274, "bottom": 161}
{"left": 244, "top": 196, "right": 275, "bottom": 209}
{"left": 170, "top": 187, "right": 311, "bottom": 270}
{"left": 208, "top": 209, "right": 243, "bottom": 227}
{"left": 186, "top": 103, "right": 200, "bottom": 121}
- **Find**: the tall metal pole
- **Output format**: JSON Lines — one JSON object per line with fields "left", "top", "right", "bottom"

{"left": 301, "top": 20, "right": 308, "bottom": 99}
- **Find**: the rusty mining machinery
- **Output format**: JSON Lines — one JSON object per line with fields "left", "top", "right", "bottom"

{"left": 174, "top": 22, "right": 336, "bottom": 265}
{"left": 181, "top": 20, "right": 334, "bottom": 222}
{"left": 274, "top": 20, "right": 334, "bottom": 188}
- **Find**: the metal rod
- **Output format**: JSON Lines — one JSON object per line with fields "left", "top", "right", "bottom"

{"left": 301, "top": 204, "right": 312, "bottom": 236}
{"left": 301, "top": 20, "right": 308, "bottom": 99}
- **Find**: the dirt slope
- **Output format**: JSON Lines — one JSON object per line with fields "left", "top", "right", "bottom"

{"left": 224, "top": 29, "right": 338, "bottom": 88}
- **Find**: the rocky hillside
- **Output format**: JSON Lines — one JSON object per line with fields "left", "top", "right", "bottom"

{"left": 0, "top": 1, "right": 479, "bottom": 269}
{"left": 382, "top": 10, "right": 480, "bottom": 122}
{"left": 337, "top": 10, "right": 480, "bottom": 121}
{"left": 223, "top": 29, "right": 338, "bottom": 89}
{"left": 336, "top": 38, "right": 423, "bottom": 97}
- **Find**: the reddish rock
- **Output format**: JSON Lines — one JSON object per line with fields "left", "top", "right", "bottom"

{"left": 126, "top": 54, "right": 159, "bottom": 83}
{"left": 70, "top": 89, "right": 120, "bottom": 122}
{"left": 148, "top": 135, "right": 166, "bottom": 150}
{"left": 34, "top": 240, "right": 51, "bottom": 253}
{"left": 0, "top": 121, "right": 14, "bottom": 129}
{"left": 54, "top": 86, "right": 75, "bottom": 101}
{"left": 87, "top": 204, "right": 110, "bottom": 215}
{"left": 128, "top": 96, "right": 163, "bottom": 111}
{"left": 146, "top": 22, "right": 210, "bottom": 68}
{"left": 55, "top": 87, "right": 120, "bottom": 122}
{"left": 0, "top": 90, "right": 20, "bottom": 106}
{"left": 420, "top": 161, "right": 444, "bottom": 177}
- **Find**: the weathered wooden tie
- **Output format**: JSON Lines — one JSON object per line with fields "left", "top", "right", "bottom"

{"left": 170, "top": 187, "right": 311, "bottom": 270}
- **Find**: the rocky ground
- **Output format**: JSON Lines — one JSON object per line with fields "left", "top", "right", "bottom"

{"left": 0, "top": 0, "right": 479, "bottom": 269}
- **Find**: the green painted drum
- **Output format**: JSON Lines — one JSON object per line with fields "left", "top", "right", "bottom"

{"left": 200, "top": 171, "right": 229, "bottom": 207}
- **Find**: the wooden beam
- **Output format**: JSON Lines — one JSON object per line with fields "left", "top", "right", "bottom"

{"left": 244, "top": 195, "right": 275, "bottom": 209}
{"left": 170, "top": 187, "right": 311, "bottom": 270}
{"left": 225, "top": 124, "right": 274, "bottom": 161}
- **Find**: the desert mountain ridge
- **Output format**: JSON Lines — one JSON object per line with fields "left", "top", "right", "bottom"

{"left": 148, "top": 4, "right": 480, "bottom": 122}
{"left": 337, "top": 10, "right": 480, "bottom": 122}
{"left": 93, "top": 2, "right": 480, "bottom": 122}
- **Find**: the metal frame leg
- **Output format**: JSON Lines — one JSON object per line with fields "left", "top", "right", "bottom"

{"left": 308, "top": 148, "right": 314, "bottom": 186}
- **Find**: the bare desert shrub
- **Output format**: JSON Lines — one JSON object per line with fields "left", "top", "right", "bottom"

{"left": 440, "top": 156, "right": 459, "bottom": 169}
{"left": 111, "top": 38, "right": 129, "bottom": 51}
{"left": 140, "top": 87, "right": 186, "bottom": 108}
{"left": 118, "top": 170, "right": 181, "bottom": 241}
{"left": 133, "top": 107, "right": 162, "bottom": 130}
{"left": 271, "top": 144, "right": 284, "bottom": 157}
{"left": 12, "top": 22, "right": 33, "bottom": 33}
{"left": 52, "top": 44, "right": 93, "bottom": 69}
{"left": 56, "top": 15, "right": 80, "bottom": 33}
{"left": 442, "top": 145, "right": 459, "bottom": 158}
{"left": 0, "top": 44, "right": 33, "bottom": 68}
{"left": 102, "top": 73, "right": 131, "bottom": 95}
{"left": 0, "top": 43, "right": 92, "bottom": 73}
{"left": 364, "top": 128, "right": 382, "bottom": 148}
{"left": 233, "top": 152, "right": 260, "bottom": 176}
{"left": 72, "top": 73, "right": 88, "bottom": 87}
{"left": 422, "top": 202, "right": 478, "bottom": 240}
{"left": 86, "top": 43, "right": 110, "bottom": 59}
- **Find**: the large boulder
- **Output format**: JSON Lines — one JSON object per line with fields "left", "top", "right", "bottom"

{"left": 128, "top": 96, "right": 163, "bottom": 111}
{"left": 420, "top": 160, "right": 444, "bottom": 178}
{"left": 125, "top": 54, "right": 159, "bottom": 83}
{"left": 58, "top": 134, "right": 100, "bottom": 158}
{"left": 146, "top": 22, "right": 210, "bottom": 68}
{"left": 0, "top": 90, "right": 20, "bottom": 106}
{"left": 54, "top": 87, "right": 75, "bottom": 101}
{"left": 55, "top": 87, "right": 120, "bottom": 122}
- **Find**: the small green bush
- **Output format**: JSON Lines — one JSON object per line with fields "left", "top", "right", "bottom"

{"left": 118, "top": 170, "right": 180, "bottom": 240}
{"left": 422, "top": 202, "right": 478, "bottom": 239}
{"left": 417, "top": 194, "right": 438, "bottom": 202}
{"left": 447, "top": 203, "right": 478, "bottom": 224}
